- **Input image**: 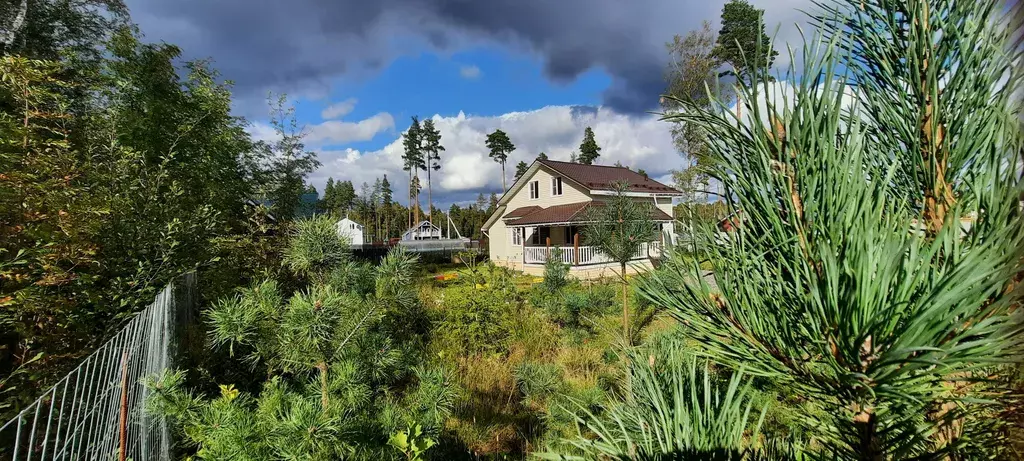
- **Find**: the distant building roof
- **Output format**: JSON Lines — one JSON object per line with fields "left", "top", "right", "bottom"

{"left": 538, "top": 159, "right": 682, "bottom": 195}
{"left": 507, "top": 201, "right": 672, "bottom": 226}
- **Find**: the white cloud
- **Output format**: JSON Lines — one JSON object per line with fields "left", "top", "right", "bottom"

{"left": 459, "top": 64, "right": 482, "bottom": 80}
{"left": 321, "top": 98, "right": 358, "bottom": 119}
{"left": 308, "top": 105, "right": 688, "bottom": 207}
{"left": 306, "top": 112, "right": 396, "bottom": 144}
{"left": 248, "top": 121, "right": 280, "bottom": 144}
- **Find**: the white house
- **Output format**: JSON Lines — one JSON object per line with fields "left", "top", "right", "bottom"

{"left": 336, "top": 217, "right": 364, "bottom": 246}
{"left": 482, "top": 159, "right": 682, "bottom": 278}
{"left": 402, "top": 220, "right": 443, "bottom": 241}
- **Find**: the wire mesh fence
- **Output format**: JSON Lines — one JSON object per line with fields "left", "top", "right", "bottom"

{"left": 0, "top": 273, "right": 196, "bottom": 461}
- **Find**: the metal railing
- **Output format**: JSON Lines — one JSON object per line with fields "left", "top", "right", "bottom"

{"left": 523, "top": 241, "right": 662, "bottom": 265}
{"left": 0, "top": 273, "right": 195, "bottom": 461}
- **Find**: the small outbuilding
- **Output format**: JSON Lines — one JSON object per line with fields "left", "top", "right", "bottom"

{"left": 336, "top": 217, "right": 365, "bottom": 246}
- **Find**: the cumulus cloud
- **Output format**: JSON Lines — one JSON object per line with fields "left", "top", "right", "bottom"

{"left": 321, "top": 98, "right": 358, "bottom": 119}
{"left": 303, "top": 105, "right": 685, "bottom": 208}
{"left": 126, "top": 0, "right": 814, "bottom": 115}
{"left": 306, "top": 112, "right": 396, "bottom": 144}
{"left": 459, "top": 64, "right": 482, "bottom": 80}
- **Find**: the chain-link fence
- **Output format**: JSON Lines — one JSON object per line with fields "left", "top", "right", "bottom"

{"left": 0, "top": 273, "right": 196, "bottom": 461}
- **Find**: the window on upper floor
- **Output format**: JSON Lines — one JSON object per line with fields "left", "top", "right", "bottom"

{"left": 529, "top": 181, "right": 539, "bottom": 199}
{"left": 551, "top": 176, "right": 563, "bottom": 196}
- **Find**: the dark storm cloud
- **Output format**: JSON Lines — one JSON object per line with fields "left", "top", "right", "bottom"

{"left": 126, "top": 0, "right": 808, "bottom": 115}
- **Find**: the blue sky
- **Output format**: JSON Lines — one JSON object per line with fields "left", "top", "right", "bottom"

{"left": 298, "top": 47, "right": 613, "bottom": 155}
{"left": 126, "top": 0, "right": 812, "bottom": 207}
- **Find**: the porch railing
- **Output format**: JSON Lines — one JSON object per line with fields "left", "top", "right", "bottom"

{"left": 524, "top": 241, "right": 662, "bottom": 265}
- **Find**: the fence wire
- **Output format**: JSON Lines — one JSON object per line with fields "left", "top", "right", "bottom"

{"left": 0, "top": 273, "right": 195, "bottom": 461}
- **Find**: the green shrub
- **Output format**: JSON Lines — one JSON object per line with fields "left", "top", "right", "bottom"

{"left": 541, "top": 247, "right": 570, "bottom": 292}
{"left": 514, "top": 362, "right": 563, "bottom": 404}
{"left": 432, "top": 284, "right": 509, "bottom": 356}
{"left": 328, "top": 261, "right": 375, "bottom": 297}
{"left": 282, "top": 215, "right": 350, "bottom": 283}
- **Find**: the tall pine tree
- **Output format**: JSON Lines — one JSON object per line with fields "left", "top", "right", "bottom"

{"left": 380, "top": 174, "right": 392, "bottom": 239}
{"left": 401, "top": 117, "right": 425, "bottom": 227}
{"left": 485, "top": 129, "right": 515, "bottom": 191}
{"left": 421, "top": 119, "right": 444, "bottom": 225}
{"left": 713, "top": 0, "right": 778, "bottom": 119}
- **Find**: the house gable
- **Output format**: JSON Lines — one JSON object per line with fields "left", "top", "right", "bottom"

{"left": 484, "top": 163, "right": 591, "bottom": 231}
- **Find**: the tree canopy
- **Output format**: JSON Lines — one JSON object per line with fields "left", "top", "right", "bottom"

{"left": 577, "top": 126, "right": 601, "bottom": 165}
{"left": 485, "top": 128, "right": 515, "bottom": 190}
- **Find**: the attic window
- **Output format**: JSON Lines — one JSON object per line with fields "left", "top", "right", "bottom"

{"left": 529, "top": 181, "right": 539, "bottom": 199}
{"left": 551, "top": 177, "right": 563, "bottom": 196}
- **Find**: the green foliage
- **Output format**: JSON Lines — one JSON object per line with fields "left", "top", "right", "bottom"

{"left": 515, "top": 362, "right": 563, "bottom": 404}
{"left": 432, "top": 284, "right": 509, "bottom": 356}
{"left": 485, "top": 128, "right": 515, "bottom": 189}
{"left": 542, "top": 247, "right": 570, "bottom": 293}
{"left": 541, "top": 342, "right": 767, "bottom": 460}
{"left": 582, "top": 183, "right": 657, "bottom": 276}
{"left": 577, "top": 126, "right": 601, "bottom": 165}
{"left": 513, "top": 160, "right": 529, "bottom": 182}
{"left": 389, "top": 423, "right": 436, "bottom": 460}
{"left": 283, "top": 215, "right": 351, "bottom": 283}
{"left": 647, "top": 0, "right": 1024, "bottom": 457}
{"left": 257, "top": 94, "right": 321, "bottom": 221}
{"left": 152, "top": 239, "right": 452, "bottom": 459}
{"left": 1, "top": 27, "right": 267, "bottom": 415}
{"left": 713, "top": 0, "right": 777, "bottom": 82}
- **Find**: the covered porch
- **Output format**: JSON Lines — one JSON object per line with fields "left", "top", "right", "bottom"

{"left": 514, "top": 224, "right": 667, "bottom": 266}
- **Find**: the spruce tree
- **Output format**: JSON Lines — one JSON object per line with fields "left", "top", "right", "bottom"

{"left": 577, "top": 126, "right": 601, "bottom": 165}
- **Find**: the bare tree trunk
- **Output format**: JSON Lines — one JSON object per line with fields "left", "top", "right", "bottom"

{"left": 622, "top": 262, "right": 629, "bottom": 346}
{"left": 317, "top": 362, "right": 329, "bottom": 412}
{"left": 501, "top": 162, "right": 507, "bottom": 191}
{"left": 414, "top": 175, "right": 420, "bottom": 225}
{"left": 427, "top": 166, "right": 433, "bottom": 225}
{"left": 408, "top": 170, "right": 413, "bottom": 229}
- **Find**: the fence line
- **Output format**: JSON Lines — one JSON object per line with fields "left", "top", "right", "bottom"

{"left": 0, "top": 273, "right": 196, "bottom": 461}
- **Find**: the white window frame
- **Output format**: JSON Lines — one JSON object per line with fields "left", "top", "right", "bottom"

{"left": 551, "top": 176, "right": 563, "bottom": 196}
{"left": 529, "top": 181, "right": 539, "bottom": 199}
{"left": 511, "top": 228, "right": 523, "bottom": 246}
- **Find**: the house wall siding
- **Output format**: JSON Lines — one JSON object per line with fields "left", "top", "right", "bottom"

{"left": 506, "top": 167, "right": 591, "bottom": 210}
{"left": 486, "top": 166, "right": 678, "bottom": 267}
{"left": 489, "top": 167, "right": 593, "bottom": 262}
